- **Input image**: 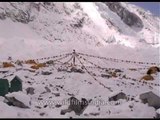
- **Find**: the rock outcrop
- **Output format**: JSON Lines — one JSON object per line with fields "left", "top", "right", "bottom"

{"left": 105, "top": 2, "right": 144, "bottom": 29}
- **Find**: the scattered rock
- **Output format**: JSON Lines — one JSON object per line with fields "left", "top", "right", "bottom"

{"left": 0, "top": 12, "right": 6, "bottom": 20}
{"left": 70, "top": 67, "right": 85, "bottom": 73}
{"left": 101, "top": 74, "right": 111, "bottom": 78}
{"left": 88, "top": 82, "right": 92, "bottom": 85}
{"left": 129, "top": 105, "right": 133, "bottom": 109}
{"left": 131, "top": 97, "right": 134, "bottom": 101}
{"left": 129, "top": 68, "right": 137, "bottom": 71}
{"left": 24, "top": 76, "right": 29, "bottom": 78}
{"left": 57, "top": 68, "right": 68, "bottom": 72}
{"left": 40, "top": 112, "right": 45, "bottom": 116}
{"left": 109, "top": 92, "right": 127, "bottom": 101}
{"left": 44, "top": 105, "right": 48, "bottom": 108}
{"left": 55, "top": 76, "right": 64, "bottom": 79}
{"left": 41, "top": 71, "right": 52, "bottom": 75}
{"left": 27, "top": 81, "right": 32, "bottom": 84}
{"left": 56, "top": 85, "right": 64, "bottom": 89}
{"left": 105, "top": 69, "right": 109, "bottom": 72}
{"left": 115, "top": 101, "right": 121, "bottom": 105}
{"left": 61, "top": 109, "right": 72, "bottom": 115}
{"left": 35, "top": 106, "right": 42, "bottom": 109}
{"left": 115, "top": 69, "right": 123, "bottom": 72}
{"left": 53, "top": 93, "right": 60, "bottom": 97}
{"left": 67, "top": 93, "right": 74, "bottom": 96}
{"left": 89, "top": 112, "right": 100, "bottom": 116}
{"left": 15, "top": 60, "right": 23, "bottom": 66}
{"left": 46, "top": 60, "right": 54, "bottom": 65}
{"left": 0, "top": 70, "right": 8, "bottom": 74}
{"left": 49, "top": 96, "right": 52, "bottom": 99}
{"left": 55, "top": 104, "right": 62, "bottom": 108}
{"left": 116, "top": 84, "right": 120, "bottom": 86}
{"left": 45, "top": 86, "right": 51, "bottom": 93}
{"left": 38, "top": 97, "right": 43, "bottom": 100}
{"left": 26, "top": 87, "right": 35, "bottom": 95}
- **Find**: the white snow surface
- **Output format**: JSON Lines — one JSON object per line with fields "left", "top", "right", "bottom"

{"left": 0, "top": 2, "right": 159, "bottom": 118}
{"left": 5, "top": 92, "right": 31, "bottom": 107}
{"left": 157, "top": 108, "right": 160, "bottom": 114}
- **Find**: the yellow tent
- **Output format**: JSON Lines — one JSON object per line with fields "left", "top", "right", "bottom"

{"left": 3, "top": 62, "right": 15, "bottom": 68}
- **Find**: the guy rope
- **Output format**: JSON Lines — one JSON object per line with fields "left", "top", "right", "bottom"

{"left": 1, "top": 50, "right": 159, "bottom": 89}
{"left": 77, "top": 52, "right": 159, "bottom": 66}
{"left": 75, "top": 54, "right": 113, "bottom": 92}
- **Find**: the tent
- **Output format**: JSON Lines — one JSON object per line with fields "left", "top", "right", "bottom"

{"left": 0, "top": 79, "right": 9, "bottom": 96}
{"left": 10, "top": 76, "right": 22, "bottom": 93}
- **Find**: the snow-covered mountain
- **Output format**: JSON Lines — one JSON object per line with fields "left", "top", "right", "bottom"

{"left": 0, "top": 2, "right": 159, "bottom": 118}
{"left": 0, "top": 2, "right": 159, "bottom": 59}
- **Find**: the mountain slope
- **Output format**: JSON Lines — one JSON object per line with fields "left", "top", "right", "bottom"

{"left": 0, "top": 2, "right": 159, "bottom": 118}
{"left": 0, "top": 2, "right": 159, "bottom": 59}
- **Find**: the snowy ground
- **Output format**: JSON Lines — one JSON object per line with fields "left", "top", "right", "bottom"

{"left": 0, "top": 48, "right": 159, "bottom": 118}
{"left": 0, "top": 2, "right": 159, "bottom": 118}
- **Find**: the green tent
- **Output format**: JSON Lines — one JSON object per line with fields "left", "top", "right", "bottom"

{"left": 10, "top": 76, "right": 22, "bottom": 93}
{"left": 0, "top": 79, "right": 9, "bottom": 96}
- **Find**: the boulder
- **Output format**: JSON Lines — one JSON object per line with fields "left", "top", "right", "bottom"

{"left": 60, "top": 97, "right": 91, "bottom": 116}
{"left": 139, "top": 91, "right": 160, "bottom": 109}
{"left": 156, "top": 108, "right": 160, "bottom": 118}
{"left": 4, "top": 92, "right": 31, "bottom": 108}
